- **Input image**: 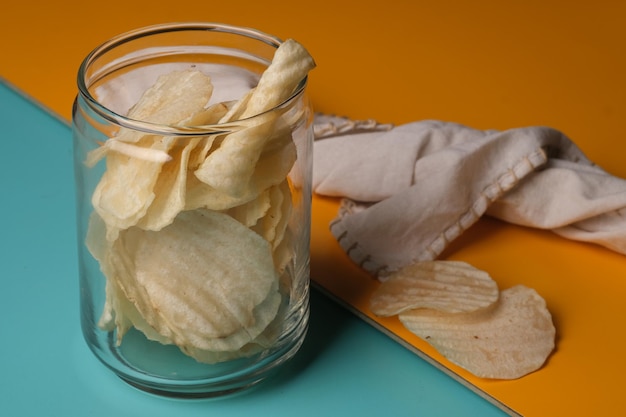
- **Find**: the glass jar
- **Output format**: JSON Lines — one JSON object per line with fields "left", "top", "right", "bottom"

{"left": 71, "top": 22, "right": 313, "bottom": 398}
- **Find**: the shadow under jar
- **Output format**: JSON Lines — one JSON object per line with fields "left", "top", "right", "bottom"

{"left": 71, "top": 22, "right": 313, "bottom": 398}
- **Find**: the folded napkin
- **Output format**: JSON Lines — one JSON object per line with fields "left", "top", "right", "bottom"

{"left": 312, "top": 115, "right": 626, "bottom": 277}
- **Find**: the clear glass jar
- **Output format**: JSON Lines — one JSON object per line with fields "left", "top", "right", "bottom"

{"left": 71, "top": 22, "right": 313, "bottom": 398}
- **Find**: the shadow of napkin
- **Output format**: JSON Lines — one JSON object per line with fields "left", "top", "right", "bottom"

{"left": 313, "top": 115, "right": 626, "bottom": 277}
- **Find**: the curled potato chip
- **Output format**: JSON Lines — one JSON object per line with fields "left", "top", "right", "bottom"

{"left": 109, "top": 209, "right": 279, "bottom": 351}
{"left": 370, "top": 261, "right": 499, "bottom": 317}
{"left": 194, "top": 39, "right": 315, "bottom": 197}
{"left": 399, "top": 285, "right": 556, "bottom": 379}
{"left": 125, "top": 69, "right": 215, "bottom": 129}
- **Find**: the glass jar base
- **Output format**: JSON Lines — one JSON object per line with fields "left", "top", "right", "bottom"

{"left": 98, "top": 304, "right": 309, "bottom": 399}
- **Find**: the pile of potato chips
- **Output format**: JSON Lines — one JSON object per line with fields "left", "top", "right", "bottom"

{"left": 85, "top": 40, "right": 315, "bottom": 363}
{"left": 370, "top": 260, "right": 556, "bottom": 379}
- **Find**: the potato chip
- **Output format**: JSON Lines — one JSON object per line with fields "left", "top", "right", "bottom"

{"left": 180, "top": 289, "right": 282, "bottom": 362}
{"left": 105, "top": 273, "right": 174, "bottom": 346}
{"left": 370, "top": 260, "right": 499, "bottom": 317}
{"left": 217, "top": 89, "right": 253, "bottom": 124}
{"left": 86, "top": 212, "right": 170, "bottom": 344}
{"left": 108, "top": 208, "right": 279, "bottom": 351}
{"left": 184, "top": 171, "right": 260, "bottom": 211}
{"left": 90, "top": 70, "right": 214, "bottom": 230}
{"left": 132, "top": 101, "right": 231, "bottom": 231}
{"left": 252, "top": 180, "right": 292, "bottom": 246}
{"left": 399, "top": 285, "right": 556, "bottom": 379}
{"left": 91, "top": 206, "right": 281, "bottom": 360}
{"left": 134, "top": 137, "right": 203, "bottom": 231}
{"left": 272, "top": 228, "right": 294, "bottom": 275}
{"left": 185, "top": 126, "right": 296, "bottom": 211}
{"left": 86, "top": 69, "right": 215, "bottom": 164}
{"left": 85, "top": 140, "right": 172, "bottom": 168}
{"left": 224, "top": 187, "right": 272, "bottom": 227}
{"left": 125, "top": 69, "right": 214, "bottom": 128}
{"left": 253, "top": 123, "right": 298, "bottom": 200}
{"left": 194, "top": 39, "right": 315, "bottom": 197}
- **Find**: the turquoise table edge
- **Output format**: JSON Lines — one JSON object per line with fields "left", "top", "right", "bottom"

{"left": 0, "top": 78, "right": 511, "bottom": 417}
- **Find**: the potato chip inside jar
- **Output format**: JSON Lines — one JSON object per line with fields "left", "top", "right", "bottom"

{"left": 108, "top": 208, "right": 281, "bottom": 355}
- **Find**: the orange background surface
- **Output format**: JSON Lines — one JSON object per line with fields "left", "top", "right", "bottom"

{"left": 2, "top": 1, "right": 626, "bottom": 415}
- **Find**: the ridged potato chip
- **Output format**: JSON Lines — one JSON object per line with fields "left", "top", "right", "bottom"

{"left": 370, "top": 260, "right": 499, "bottom": 317}
{"left": 399, "top": 285, "right": 556, "bottom": 379}
{"left": 90, "top": 70, "right": 214, "bottom": 231}
{"left": 108, "top": 208, "right": 280, "bottom": 352}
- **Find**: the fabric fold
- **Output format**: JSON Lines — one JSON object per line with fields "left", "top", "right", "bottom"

{"left": 312, "top": 115, "right": 626, "bottom": 277}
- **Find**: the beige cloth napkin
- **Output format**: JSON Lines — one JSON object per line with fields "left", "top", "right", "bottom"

{"left": 313, "top": 115, "right": 626, "bottom": 277}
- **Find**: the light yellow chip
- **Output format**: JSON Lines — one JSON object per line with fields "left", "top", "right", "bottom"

{"left": 185, "top": 126, "right": 296, "bottom": 211}
{"left": 370, "top": 261, "right": 499, "bottom": 317}
{"left": 180, "top": 289, "right": 282, "bottom": 362}
{"left": 399, "top": 285, "right": 556, "bottom": 380}
{"left": 134, "top": 137, "right": 203, "bottom": 231}
{"left": 251, "top": 179, "right": 292, "bottom": 247}
{"left": 90, "top": 70, "right": 214, "bottom": 231}
{"left": 224, "top": 187, "right": 272, "bottom": 227}
{"left": 85, "top": 43, "right": 315, "bottom": 363}
{"left": 272, "top": 228, "right": 294, "bottom": 275}
{"left": 194, "top": 39, "right": 315, "bottom": 197}
{"left": 133, "top": 101, "right": 230, "bottom": 231}
{"left": 108, "top": 208, "right": 279, "bottom": 352}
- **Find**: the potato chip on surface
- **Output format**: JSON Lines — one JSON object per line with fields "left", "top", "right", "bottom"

{"left": 399, "top": 285, "right": 556, "bottom": 380}
{"left": 370, "top": 260, "right": 499, "bottom": 317}
{"left": 109, "top": 208, "right": 280, "bottom": 352}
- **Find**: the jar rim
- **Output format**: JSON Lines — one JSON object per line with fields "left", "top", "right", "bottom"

{"left": 76, "top": 22, "right": 308, "bottom": 136}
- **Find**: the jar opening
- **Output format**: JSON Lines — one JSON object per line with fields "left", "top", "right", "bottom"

{"left": 77, "top": 22, "right": 308, "bottom": 136}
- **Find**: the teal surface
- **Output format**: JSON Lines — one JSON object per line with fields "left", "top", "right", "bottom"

{"left": 0, "top": 79, "right": 510, "bottom": 417}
